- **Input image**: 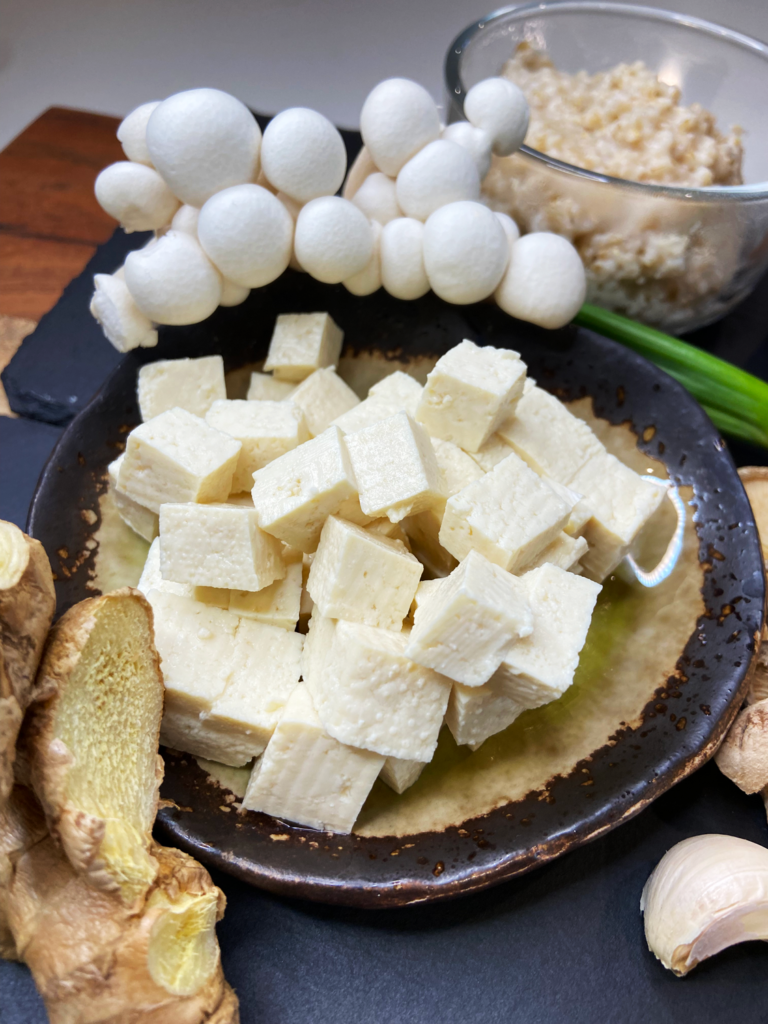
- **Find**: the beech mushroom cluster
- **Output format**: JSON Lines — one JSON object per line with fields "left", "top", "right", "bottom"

{"left": 91, "top": 77, "right": 587, "bottom": 353}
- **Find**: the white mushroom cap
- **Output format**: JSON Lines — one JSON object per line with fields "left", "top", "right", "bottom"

{"left": 464, "top": 77, "right": 529, "bottom": 156}
{"left": 124, "top": 229, "right": 222, "bottom": 325}
{"left": 423, "top": 200, "right": 508, "bottom": 305}
{"left": 495, "top": 232, "right": 586, "bottom": 329}
{"left": 344, "top": 220, "right": 382, "bottom": 296}
{"left": 294, "top": 196, "right": 374, "bottom": 284}
{"left": 441, "top": 122, "right": 492, "bottom": 180}
{"left": 260, "top": 108, "right": 347, "bottom": 204}
{"left": 276, "top": 192, "right": 305, "bottom": 272}
{"left": 360, "top": 78, "right": 441, "bottom": 177}
{"left": 396, "top": 140, "right": 480, "bottom": 222}
{"left": 220, "top": 279, "right": 251, "bottom": 307}
{"left": 495, "top": 211, "right": 520, "bottom": 248}
{"left": 351, "top": 172, "right": 402, "bottom": 226}
{"left": 380, "top": 217, "right": 429, "bottom": 301}
{"left": 146, "top": 88, "right": 262, "bottom": 207}
{"left": 89, "top": 272, "right": 158, "bottom": 352}
{"left": 171, "top": 204, "right": 200, "bottom": 236}
{"left": 116, "top": 101, "right": 161, "bottom": 165}
{"left": 95, "top": 162, "right": 180, "bottom": 233}
{"left": 197, "top": 184, "right": 293, "bottom": 288}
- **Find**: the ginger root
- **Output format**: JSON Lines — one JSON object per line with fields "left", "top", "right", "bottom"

{"left": 715, "top": 699, "right": 768, "bottom": 793}
{"left": 0, "top": 521, "right": 56, "bottom": 804}
{"left": 0, "top": 784, "right": 48, "bottom": 959}
{"left": 22, "top": 588, "right": 165, "bottom": 906}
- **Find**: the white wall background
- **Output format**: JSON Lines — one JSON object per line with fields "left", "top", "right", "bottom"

{"left": 1, "top": 0, "right": 767, "bottom": 149}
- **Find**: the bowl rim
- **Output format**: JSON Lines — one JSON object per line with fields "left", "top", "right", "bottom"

{"left": 445, "top": 0, "right": 768, "bottom": 201}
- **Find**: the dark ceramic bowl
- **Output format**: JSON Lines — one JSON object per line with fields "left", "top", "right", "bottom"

{"left": 28, "top": 269, "right": 764, "bottom": 908}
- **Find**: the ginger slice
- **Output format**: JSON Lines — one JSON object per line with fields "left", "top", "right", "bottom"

{"left": 0, "top": 521, "right": 56, "bottom": 804}
{"left": 23, "top": 588, "right": 164, "bottom": 906}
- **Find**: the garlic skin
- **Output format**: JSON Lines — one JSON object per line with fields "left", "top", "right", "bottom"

{"left": 116, "top": 101, "right": 161, "bottom": 165}
{"left": 360, "top": 78, "right": 441, "bottom": 177}
{"left": 641, "top": 834, "right": 768, "bottom": 975}
{"left": 294, "top": 196, "right": 374, "bottom": 284}
{"left": 95, "top": 162, "right": 180, "bottom": 233}
{"left": 89, "top": 273, "right": 158, "bottom": 352}
{"left": 124, "top": 230, "right": 222, "bottom": 325}
{"left": 260, "top": 107, "right": 347, "bottom": 204}
{"left": 715, "top": 699, "right": 768, "bottom": 793}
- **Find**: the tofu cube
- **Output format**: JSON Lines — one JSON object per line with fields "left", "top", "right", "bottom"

{"left": 205, "top": 399, "right": 310, "bottom": 493}
{"left": 332, "top": 371, "right": 423, "bottom": 435}
{"left": 491, "top": 563, "right": 602, "bottom": 709}
{"left": 246, "top": 371, "right": 297, "bottom": 401}
{"left": 379, "top": 757, "right": 425, "bottom": 795}
{"left": 289, "top": 367, "right": 360, "bottom": 437}
{"left": 405, "top": 549, "right": 533, "bottom": 686}
{"left": 522, "top": 532, "right": 588, "bottom": 573}
{"left": 229, "top": 560, "right": 303, "bottom": 630}
{"left": 137, "top": 355, "right": 226, "bottom": 421}
{"left": 307, "top": 515, "right": 422, "bottom": 630}
{"left": 569, "top": 451, "right": 667, "bottom": 580}
{"left": 149, "top": 591, "right": 302, "bottom": 765}
{"left": 496, "top": 385, "right": 604, "bottom": 485}
{"left": 431, "top": 436, "right": 485, "bottom": 495}
{"left": 159, "top": 502, "right": 284, "bottom": 592}
{"left": 345, "top": 411, "right": 445, "bottom": 523}
{"left": 546, "top": 480, "right": 593, "bottom": 537}
{"left": 263, "top": 312, "right": 344, "bottom": 382}
{"left": 410, "top": 578, "right": 444, "bottom": 617}
{"left": 193, "top": 586, "right": 231, "bottom": 608}
{"left": 118, "top": 407, "right": 241, "bottom": 513}
{"left": 471, "top": 434, "right": 514, "bottom": 472}
{"left": 108, "top": 455, "right": 158, "bottom": 542}
{"left": 137, "top": 537, "right": 192, "bottom": 599}
{"left": 251, "top": 426, "right": 364, "bottom": 551}
{"left": 445, "top": 679, "right": 525, "bottom": 751}
{"left": 305, "top": 617, "right": 451, "bottom": 762}
{"left": 415, "top": 340, "right": 526, "bottom": 452}
{"left": 439, "top": 452, "right": 572, "bottom": 572}
{"left": 242, "top": 684, "right": 384, "bottom": 834}
{"left": 364, "top": 518, "right": 411, "bottom": 547}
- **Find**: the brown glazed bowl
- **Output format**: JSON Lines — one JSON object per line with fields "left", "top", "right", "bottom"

{"left": 28, "top": 268, "right": 764, "bottom": 908}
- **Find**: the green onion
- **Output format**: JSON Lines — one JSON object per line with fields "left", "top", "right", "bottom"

{"left": 574, "top": 303, "right": 768, "bottom": 449}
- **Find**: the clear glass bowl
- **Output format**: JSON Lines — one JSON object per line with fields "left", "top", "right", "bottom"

{"left": 444, "top": 2, "right": 768, "bottom": 333}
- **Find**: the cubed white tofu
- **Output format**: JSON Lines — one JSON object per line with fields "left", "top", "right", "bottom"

{"left": 431, "top": 436, "right": 485, "bottom": 494}
{"left": 405, "top": 549, "right": 533, "bottom": 686}
{"left": 305, "top": 618, "right": 451, "bottom": 761}
{"left": 445, "top": 679, "right": 525, "bottom": 751}
{"left": 230, "top": 560, "right": 302, "bottom": 630}
{"left": 491, "top": 563, "right": 602, "bottom": 709}
{"left": 415, "top": 340, "right": 526, "bottom": 452}
{"left": 289, "top": 367, "right": 360, "bottom": 437}
{"left": 263, "top": 312, "right": 344, "bottom": 382}
{"left": 471, "top": 434, "right": 514, "bottom": 472}
{"left": 205, "top": 399, "right": 310, "bottom": 493}
{"left": 137, "top": 355, "right": 226, "bottom": 421}
{"left": 149, "top": 591, "right": 302, "bottom": 765}
{"left": 364, "top": 518, "right": 410, "bottom": 547}
{"left": 439, "top": 452, "right": 572, "bottom": 572}
{"left": 193, "top": 586, "right": 231, "bottom": 608}
{"left": 246, "top": 371, "right": 297, "bottom": 401}
{"left": 569, "top": 451, "right": 667, "bottom": 580}
{"left": 332, "top": 371, "right": 423, "bottom": 435}
{"left": 251, "top": 426, "right": 364, "bottom": 551}
{"left": 546, "top": 480, "right": 593, "bottom": 537}
{"left": 410, "top": 578, "right": 444, "bottom": 616}
{"left": 118, "top": 407, "right": 241, "bottom": 513}
{"left": 108, "top": 455, "right": 158, "bottom": 542}
{"left": 522, "top": 532, "right": 588, "bottom": 573}
{"left": 345, "top": 411, "right": 445, "bottom": 523}
{"left": 496, "top": 385, "right": 604, "bottom": 485}
{"left": 242, "top": 683, "right": 384, "bottom": 834}
{"left": 379, "top": 757, "right": 425, "bottom": 794}
{"left": 307, "top": 515, "right": 422, "bottom": 630}
{"left": 137, "top": 537, "right": 192, "bottom": 598}
{"left": 159, "top": 502, "right": 284, "bottom": 592}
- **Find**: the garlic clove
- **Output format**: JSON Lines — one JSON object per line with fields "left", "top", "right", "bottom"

{"left": 441, "top": 122, "right": 492, "bottom": 181}
{"left": 360, "top": 78, "right": 441, "bottom": 177}
{"left": 396, "top": 140, "right": 480, "bottom": 222}
{"left": 715, "top": 699, "right": 768, "bottom": 793}
{"left": 95, "top": 162, "right": 180, "bottom": 234}
{"left": 495, "top": 231, "right": 586, "bottom": 329}
{"left": 351, "top": 172, "right": 402, "bottom": 226}
{"left": 294, "top": 196, "right": 373, "bottom": 284}
{"left": 89, "top": 273, "right": 158, "bottom": 352}
{"left": 380, "top": 217, "right": 429, "bottom": 301}
{"left": 641, "top": 834, "right": 768, "bottom": 975}
{"left": 124, "top": 230, "right": 222, "bottom": 326}
{"left": 117, "top": 101, "right": 161, "bottom": 166}
{"left": 464, "top": 77, "right": 529, "bottom": 157}
{"left": 260, "top": 107, "right": 347, "bottom": 204}
{"left": 344, "top": 220, "right": 382, "bottom": 296}
{"left": 423, "top": 200, "right": 508, "bottom": 305}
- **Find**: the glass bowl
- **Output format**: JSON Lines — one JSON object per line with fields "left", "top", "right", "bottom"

{"left": 445, "top": 2, "right": 768, "bottom": 334}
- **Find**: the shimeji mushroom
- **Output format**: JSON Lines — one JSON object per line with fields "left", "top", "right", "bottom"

{"left": 380, "top": 217, "right": 430, "bottom": 300}
{"left": 260, "top": 107, "right": 347, "bottom": 204}
{"left": 116, "top": 101, "right": 161, "bottom": 165}
{"left": 396, "top": 140, "right": 480, "bottom": 222}
{"left": 494, "top": 210, "right": 521, "bottom": 248}
{"left": 219, "top": 279, "right": 251, "bottom": 307}
{"left": 95, "top": 162, "right": 180, "bottom": 233}
{"left": 495, "top": 232, "right": 587, "bottom": 329}
{"left": 294, "top": 196, "right": 374, "bottom": 284}
{"left": 360, "top": 78, "right": 441, "bottom": 176}
{"left": 464, "top": 77, "right": 530, "bottom": 156}
{"left": 197, "top": 183, "right": 293, "bottom": 288}
{"left": 441, "top": 122, "right": 493, "bottom": 181}
{"left": 145, "top": 88, "right": 262, "bottom": 207}
{"left": 123, "top": 230, "right": 222, "bottom": 326}
{"left": 351, "top": 172, "right": 402, "bottom": 225}
{"left": 170, "top": 204, "right": 200, "bottom": 236}
{"left": 423, "top": 201, "right": 508, "bottom": 305}
{"left": 275, "top": 192, "right": 305, "bottom": 271}
{"left": 344, "top": 220, "right": 382, "bottom": 296}
{"left": 90, "top": 272, "right": 159, "bottom": 351}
